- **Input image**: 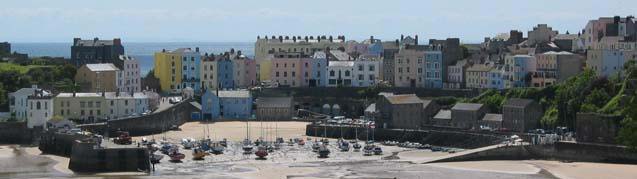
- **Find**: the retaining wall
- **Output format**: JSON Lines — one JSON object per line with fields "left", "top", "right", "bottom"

{"left": 69, "top": 141, "right": 150, "bottom": 173}
{"left": 306, "top": 124, "right": 504, "bottom": 149}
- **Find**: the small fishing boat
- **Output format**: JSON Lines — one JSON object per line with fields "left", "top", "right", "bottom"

{"left": 373, "top": 146, "right": 383, "bottom": 155}
{"left": 317, "top": 144, "right": 330, "bottom": 158}
{"left": 220, "top": 138, "right": 228, "bottom": 147}
{"left": 181, "top": 138, "right": 196, "bottom": 149}
{"left": 287, "top": 139, "right": 295, "bottom": 146}
{"left": 363, "top": 144, "right": 374, "bottom": 156}
{"left": 321, "top": 138, "right": 329, "bottom": 145}
{"left": 150, "top": 152, "right": 164, "bottom": 164}
{"left": 353, "top": 142, "right": 362, "bottom": 152}
{"left": 192, "top": 147, "right": 208, "bottom": 160}
{"left": 312, "top": 141, "right": 321, "bottom": 152}
{"left": 298, "top": 139, "right": 305, "bottom": 146}
{"left": 255, "top": 146, "right": 268, "bottom": 159}
{"left": 211, "top": 142, "right": 224, "bottom": 155}
{"left": 160, "top": 143, "right": 173, "bottom": 155}
{"left": 242, "top": 139, "right": 254, "bottom": 154}
{"left": 338, "top": 140, "right": 350, "bottom": 152}
{"left": 168, "top": 148, "right": 185, "bottom": 162}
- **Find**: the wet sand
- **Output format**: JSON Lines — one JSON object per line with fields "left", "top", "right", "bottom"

{"left": 2, "top": 121, "right": 637, "bottom": 178}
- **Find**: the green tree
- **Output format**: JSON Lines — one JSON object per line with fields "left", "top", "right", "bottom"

{"left": 618, "top": 95, "right": 637, "bottom": 151}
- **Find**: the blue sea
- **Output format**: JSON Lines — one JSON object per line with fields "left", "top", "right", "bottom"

{"left": 11, "top": 42, "right": 254, "bottom": 75}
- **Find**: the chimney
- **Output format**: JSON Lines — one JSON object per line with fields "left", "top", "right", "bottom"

{"left": 113, "top": 38, "right": 121, "bottom": 45}
{"left": 415, "top": 35, "right": 419, "bottom": 45}
{"left": 195, "top": 47, "right": 200, "bottom": 52}
{"left": 278, "top": 36, "right": 283, "bottom": 42}
{"left": 162, "top": 49, "right": 166, "bottom": 53}
{"left": 370, "top": 36, "right": 374, "bottom": 42}
{"left": 329, "top": 36, "right": 333, "bottom": 42}
{"left": 73, "top": 91, "right": 76, "bottom": 97}
{"left": 293, "top": 36, "right": 296, "bottom": 42}
{"left": 94, "top": 37, "right": 99, "bottom": 42}
{"left": 265, "top": 36, "right": 268, "bottom": 40}
{"left": 238, "top": 50, "right": 242, "bottom": 56}
{"left": 257, "top": 35, "right": 260, "bottom": 39}
{"left": 73, "top": 38, "right": 80, "bottom": 45}
{"left": 395, "top": 39, "right": 399, "bottom": 46}
{"left": 401, "top": 34, "right": 404, "bottom": 41}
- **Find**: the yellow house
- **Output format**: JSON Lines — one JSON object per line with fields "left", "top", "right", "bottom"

{"left": 258, "top": 59, "right": 272, "bottom": 82}
{"left": 154, "top": 49, "right": 183, "bottom": 93}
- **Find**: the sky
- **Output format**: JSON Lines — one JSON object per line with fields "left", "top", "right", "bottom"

{"left": 1, "top": 0, "right": 635, "bottom": 43}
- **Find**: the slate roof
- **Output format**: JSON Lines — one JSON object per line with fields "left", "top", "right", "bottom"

{"left": 216, "top": 90, "right": 251, "bottom": 98}
{"left": 503, "top": 98, "right": 534, "bottom": 108}
{"left": 482, "top": 113, "right": 503, "bottom": 122}
{"left": 74, "top": 39, "right": 118, "bottom": 46}
{"left": 257, "top": 97, "right": 293, "bottom": 108}
{"left": 385, "top": 94, "right": 423, "bottom": 104}
{"left": 433, "top": 110, "right": 452, "bottom": 120}
{"left": 452, "top": 103, "right": 484, "bottom": 111}
{"left": 328, "top": 61, "right": 354, "bottom": 67}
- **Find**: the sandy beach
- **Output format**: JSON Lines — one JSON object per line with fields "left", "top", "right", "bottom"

{"left": 133, "top": 121, "right": 311, "bottom": 143}
{"left": 2, "top": 121, "right": 637, "bottom": 178}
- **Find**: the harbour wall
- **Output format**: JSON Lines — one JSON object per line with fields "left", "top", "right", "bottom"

{"left": 69, "top": 141, "right": 150, "bottom": 173}
{"left": 79, "top": 99, "right": 199, "bottom": 136}
{"left": 39, "top": 130, "right": 150, "bottom": 172}
{"left": 428, "top": 142, "right": 637, "bottom": 164}
{"left": 305, "top": 124, "right": 504, "bottom": 149}
{"left": 0, "top": 122, "right": 45, "bottom": 144}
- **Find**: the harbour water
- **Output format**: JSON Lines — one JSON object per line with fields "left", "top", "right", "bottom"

{"left": 11, "top": 42, "right": 254, "bottom": 75}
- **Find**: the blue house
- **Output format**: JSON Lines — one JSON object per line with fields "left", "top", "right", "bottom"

{"left": 181, "top": 48, "right": 202, "bottom": 92}
{"left": 310, "top": 52, "right": 328, "bottom": 87}
{"left": 488, "top": 65, "right": 505, "bottom": 90}
{"left": 217, "top": 57, "right": 234, "bottom": 89}
{"left": 424, "top": 50, "right": 443, "bottom": 88}
{"left": 201, "top": 89, "right": 252, "bottom": 120}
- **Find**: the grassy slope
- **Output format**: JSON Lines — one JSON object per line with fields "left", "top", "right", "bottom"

{"left": 0, "top": 62, "right": 49, "bottom": 74}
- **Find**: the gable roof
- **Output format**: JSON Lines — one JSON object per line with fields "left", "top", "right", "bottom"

{"left": 452, "top": 103, "right": 484, "bottom": 111}
{"left": 385, "top": 94, "right": 423, "bottom": 104}
{"left": 434, "top": 110, "right": 452, "bottom": 120}
{"left": 482, "top": 113, "right": 503, "bottom": 122}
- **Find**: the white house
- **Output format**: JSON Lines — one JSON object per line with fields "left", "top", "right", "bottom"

{"left": 9, "top": 86, "right": 53, "bottom": 128}
{"left": 326, "top": 61, "right": 355, "bottom": 87}
{"left": 118, "top": 55, "right": 142, "bottom": 93}
{"left": 104, "top": 92, "right": 149, "bottom": 120}
{"left": 352, "top": 59, "right": 380, "bottom": 87}
{"left": 26, "top": 89, "right": 53, "bottom": 129}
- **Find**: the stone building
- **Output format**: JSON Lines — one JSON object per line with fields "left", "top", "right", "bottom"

{"left": 0, "top": 42, "right": 10, "bottom": 55}
{"left": 256, "top": 97, "right": 294, "bottom": 121}
{"left": 394, "top": 48, "right": 425, "bottom": 87}
{"left": 527, "top": 24, "right": 558, "bottom": 46}
{"left": 502, "top": 98, "right": 542, "bottom": 132}
{"left": 432, "top": 110, "right": 452, "bottom": 126}
{"left": 576, "top": 112, "right": 622, "bottom": 144}
{"left": 586, "top": 49, "right": 626, "bottom": 77}
{"left": 71, "top": 38, "right": 124, "bottom": 67}
{"left": 376, "top": 94, "right": 439, "bottom": 129}
{"left": 532, "top": 51, "right": 583, "bottom": 87}
{"left": 75, "top": 63, "right": 120, "bottom": 92}
{"left": 478, "top": 113, "right": 503, "bottom": 130}
{"left": 451, "top": 103, "right": 487, "bottom": 129}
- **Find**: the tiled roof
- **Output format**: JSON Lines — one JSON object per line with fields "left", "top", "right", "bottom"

{"left": 85, "top": 63, "right": 119, "bottom": 72}
{"left": 452, "top": 103, "right": 484, "bottom": 111}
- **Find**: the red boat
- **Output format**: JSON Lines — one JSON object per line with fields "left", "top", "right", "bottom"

{"left": 168, "top": 148, "right": 185, "bottom": 162}
{"left": 255, "top": 146, "right": 268, "bottom": 160}
{"left": 298, "top": 139, "right": 305, "bottom": 146}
